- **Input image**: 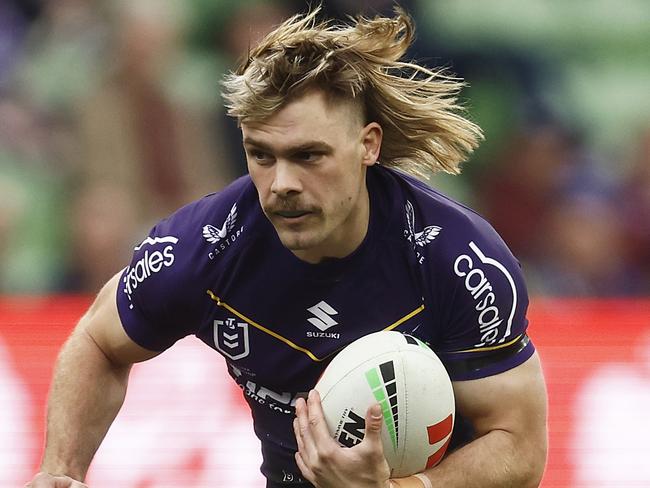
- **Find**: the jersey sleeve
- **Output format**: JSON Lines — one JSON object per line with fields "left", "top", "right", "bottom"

{"left": 432, "top": 223, "right": 535, "bottom": 381}
{"left": 116, "top": 222, "right": 198, "bottom": 352}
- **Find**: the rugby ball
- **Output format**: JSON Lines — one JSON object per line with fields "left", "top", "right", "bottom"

{"left": 315, "top": 331, "right": 455, "bottom": 477}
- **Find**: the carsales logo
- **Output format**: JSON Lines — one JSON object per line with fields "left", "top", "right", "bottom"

{"left": 123, "top": 236, "right": 178, "bottom": 308}
{"left": 453, "top": 241, "right": 517, "bottom": 346}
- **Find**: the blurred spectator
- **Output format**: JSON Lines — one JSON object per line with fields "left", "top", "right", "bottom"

{"left": 2, "top": 0, "right": 242, "bottom": 292}
{"left": 0, "top": 0, "right": 649, "bottom": 295}
{"left": 478, "top": 125, "right": 574, "bottom": 260}
{"left": 0, "top": 95, "right": 68, "bottom": 293}
{"left": 0, "top": 2, "right": 31, "bottom": 89}
{"left": 478, "top": 123, "right": 648, "bottom": 296}
{"left": 534, "top": 195, "right": 645, "bottom": 296}
{"left": 318, "top": 0, "right": 416, "bottom": 19}
{"left": 0, "top": 1, "right": 113, "bottom": 293}
{"left": 618, "top": 128, "right": 650, "bottom": 293}
{"left": 61, "top": 181, "right": 140, "bottom": 293}
{"left": 13, "top": 0, "right": 107, "bottom": 116}
{"left": 75, "top": 0, "right": 235, "bottom": 223}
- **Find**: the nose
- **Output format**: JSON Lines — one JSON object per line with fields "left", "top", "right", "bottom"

{"left": 271, "top": 161, "right": 302, "bottom": 197}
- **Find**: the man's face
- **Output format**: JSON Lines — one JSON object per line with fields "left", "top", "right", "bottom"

{"left": 242, "top": 90, "right": 381, "bottom": 263}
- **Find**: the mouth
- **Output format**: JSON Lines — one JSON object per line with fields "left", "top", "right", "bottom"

{"left": 275, "top": 210, "right": 311, "bottom": 219}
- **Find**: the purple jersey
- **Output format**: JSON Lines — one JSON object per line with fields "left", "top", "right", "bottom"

{"left": 117, "top": 165, "right": 534, "bottom": 486}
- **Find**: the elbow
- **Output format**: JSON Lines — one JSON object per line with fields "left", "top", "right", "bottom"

{"left": 494, "top": 425, "right": 547, "bottom": 487}
{"left": 532, "top": 444, "right": 548, "bottom": 487}
{"left": 524, "top": 458, "right": 546, "bottom": 488}
{"left": 519, "top": 433, "right": 548, "bottom": 488}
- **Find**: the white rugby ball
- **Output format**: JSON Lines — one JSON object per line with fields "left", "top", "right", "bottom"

{"left": 315, "top": 331, "right": 455, "bottom": 477}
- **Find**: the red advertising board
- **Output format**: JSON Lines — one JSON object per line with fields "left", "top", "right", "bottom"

{"left": 1, "top": 297, "right": 649, "bottom": 487}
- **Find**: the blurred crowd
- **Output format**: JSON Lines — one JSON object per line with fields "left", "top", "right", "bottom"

{"left": 0, "top": 0, "right": 648, "bottom": 296}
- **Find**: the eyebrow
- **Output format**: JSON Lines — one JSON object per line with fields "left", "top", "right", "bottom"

{"left": 242, "top": 138, "right": 334, "bottom": 154}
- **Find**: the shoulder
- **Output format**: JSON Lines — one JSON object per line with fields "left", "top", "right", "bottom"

{"left": 154, "top": 175, "right": 258, "bottom": 239}
{"left": 116, "top": 176, "right": 265, "bottom": 349}
{"left": 381, "top": 168, "right": 532, "bottom": 374}
{"left": 125, "top": 176, "right": 257, "bottom": 282}
{"left": 381, "top": 167, "right": 516, "bottom": 267}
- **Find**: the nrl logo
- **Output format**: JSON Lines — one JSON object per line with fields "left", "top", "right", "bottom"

{"left": 203, "top": 203, "right": 238, "bottom": 244}
{"left": 214, "top": 317, "right": 250, "bottom": 360}
{"left": 404, "top": 200, "right": 442, "bottom": 248}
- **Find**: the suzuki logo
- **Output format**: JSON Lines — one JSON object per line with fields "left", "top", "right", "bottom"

{"left": 307, "top": 301, "right": 339, "bottom": 331}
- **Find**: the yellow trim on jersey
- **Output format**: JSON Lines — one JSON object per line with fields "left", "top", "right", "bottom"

{"left": 207, "top": 290, "right": 425, "bottom": 362}
{"left": 382, "top": 304, "right": 425, "bottom": 331}
{"left": 455, "top": 334, "right": 524, "bottom": 354}
{"left": 207, "top": 290, "right": 323, "bottom": 362}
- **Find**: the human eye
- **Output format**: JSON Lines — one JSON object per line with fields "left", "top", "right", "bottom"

{"left": 247, "top": 149, "right": 273, "bottom": 165}
{"left": 293, "top": 151, "right": 321, "bottom": 163}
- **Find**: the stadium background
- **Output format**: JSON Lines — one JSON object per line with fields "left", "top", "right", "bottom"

{"left": 1, "top": 0, "right": 648, "bottom": 486}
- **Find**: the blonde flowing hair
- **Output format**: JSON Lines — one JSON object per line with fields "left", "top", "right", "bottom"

{"left": 221, "top": 7, "right": 483, "bottom": 177}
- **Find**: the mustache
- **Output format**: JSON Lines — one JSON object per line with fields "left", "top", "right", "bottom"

{"left": 264, "top": 197, "right": 317, "bottom": 214}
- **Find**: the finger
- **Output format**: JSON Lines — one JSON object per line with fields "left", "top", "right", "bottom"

{"left": 26, "top": 473, "right": 88, "bottom": 488}
{"left": 305, "top": 389, "right": 334, "bottom": 441}
{"left": 294, "top": 450, "right": 315, "bottom": 483}
{"left": 361, "top": 403, "right": 385, "bottom": 453}
{"left": 54, "top": 476, "right": 88, "bottom": 488}
{"left": 293, "top": 417, "right": 305, "bottom": 453}
{"left": 295, "top": 396, "right": 318, "bottom": 459}
{"left": 67, "top": 480, "right": 89, "bottom": 488}
{"left": 25, "top": 472, "right": 50, "bottom": 488}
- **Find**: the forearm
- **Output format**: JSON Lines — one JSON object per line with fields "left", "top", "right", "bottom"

{"left": 41, "top": 328, "right": 131, "bottom": 480}
{"left": 406, "top": 429, "right": 545, "bottom": 488}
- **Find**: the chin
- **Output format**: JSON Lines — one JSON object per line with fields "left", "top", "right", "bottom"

{"left": 280, "top": 237, "right": 313, "bottom": 252}
{"left": 277, "top": 231, "right": 319, "bottom": 252}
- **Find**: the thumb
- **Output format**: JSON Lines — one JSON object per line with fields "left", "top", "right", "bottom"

{"left": 363, "top": 403, "right": 385, "bottom": 448}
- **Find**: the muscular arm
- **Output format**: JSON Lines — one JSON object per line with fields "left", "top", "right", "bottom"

{"left": 400, "top": 352, "right": 548, "bottom": 488}
{"left": 40, "top": 272, "right": 160, "bottom": 481}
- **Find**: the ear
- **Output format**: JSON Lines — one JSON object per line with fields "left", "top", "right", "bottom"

{"left": 360, "top": 122, "right": 382, "bottom": 167}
